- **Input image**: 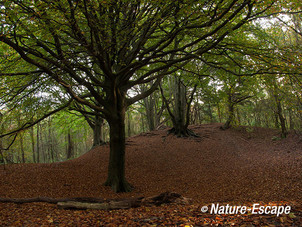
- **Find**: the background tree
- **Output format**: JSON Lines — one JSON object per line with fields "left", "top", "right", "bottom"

{"left": 160, "top": 72, "right": 197, "bottom": 137}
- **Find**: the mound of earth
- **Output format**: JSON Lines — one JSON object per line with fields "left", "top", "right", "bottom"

{"left": 0, "top": 123, "right": 301, "bottom": 204}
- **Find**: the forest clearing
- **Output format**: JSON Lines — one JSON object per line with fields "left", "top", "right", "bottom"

{"left": 0, "top": 124, "right": 301, "bottom": 225}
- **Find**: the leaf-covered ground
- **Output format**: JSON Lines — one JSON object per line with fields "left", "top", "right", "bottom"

{"left": 0, "top": 124, "right": 302, "bottom": 226}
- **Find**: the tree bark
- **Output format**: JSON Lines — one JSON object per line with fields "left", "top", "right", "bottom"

{"left": 92, "top": 115, "right": 104, "bottom": 147}
{"left": 0, "top": 192, "right": 191, "bottom": 210}
{"left": 20, "top": 133, "right": 25, "bottom": 163}
{"left": 217, "top": 102, "right": 222, "bottom": 123}
{"left": 274, "top": 94, "right": 287, "bottom": 138}
{"left": 221, "top": 103, "right": 235, "bottom": 130}
{"left": 221, "top": 93, "right": 251, "bottom": 130}
{"left": 66, "top": 129, "right": 73, "bottom": 159}
{"left": 271, "top": 81, "right": 287, "bottom": 138}
{"left": 127, "top": 111, "right": 131, "bottom": 137}
{"left": 104, "top": 90, "right": 132, "bottom": 192}
{"left": 0, "top": 140, "right": 3, "bottom": 164}
{"left": 161, "top": 78, "right": 197, "bottom": 137}
{"left": 36, "top": 123, "right": 40, "bottom": 163}
{"left": 221, "top": 90, "right": 235, "bottom": 130}
{"left": 0, "top": 113, "right": 4, "bottom": 164}
{"left": 289, "top": 110, "right": 294, "bottom": 130}
{"left": 48, "top": 118, "right": 54, "bottom": 163}
{"left": 144, "top": 95, "right": 155, "bottom": 131}
{"left": 30, "top": 127, "right": 36, "bottom": 163}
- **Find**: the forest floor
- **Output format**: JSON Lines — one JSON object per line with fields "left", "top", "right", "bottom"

{"left": 0, "top": 123, "right": 302, "bottom": 226}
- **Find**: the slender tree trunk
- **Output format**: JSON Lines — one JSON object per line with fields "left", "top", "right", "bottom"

{"left": 20, "top": 133, "right": 25, "bottom": 163}
{"left": 141, "top": 113, "right": 145, "bottom": 132}
{"left": 36, "top": 123, "right": 40, "bottom": 163}
{"left": 264, "top": 113, "right": 269, "bottom": 128}
{"left": 236, "top": 107, "right": 241, "bottom": 125}
{"left": 0, "top": 136, "right": 3, "bottom": 164}
{"left": 0, "top": 113, "right": 4, "bottom": 165}
{"left": 127, "top": 111, "right": 131, "bottom": 137}
{"left": 48, "top": 119, "right": 54, "bottom": 163}
{"left": 142, "top": 84, "right": 162, "bottom": 131}
{"left": 274, "top": 113, "right": 279, "bottom": 129}
{"left": 289, "top": 110, "right": 294, "bottom": 130}
{"left": 30, "top": 127, "right": 36, "bottom": 163}
{"left": 66, "top": 129, "right": 73, "bottom": 159}
{"left": 93, "top": 115, "right": 104, "bottom": 147}
{"left": 208, "top": 103, "right": 213, "bottom": 123}
{"left": 275, "top": 96, "right": 287, "bottom": 138}
{"left": 271, "top": 82, "right": 287, "bottom": 138}
{"left": 144, "top": 95, "right": 155, "bottom": 131}
{"left": 217, "top": 102, "right": 222, "bottom": 123}
{"left": 41, "top": 126, "right": 46, "bottom": 163}
{"left": 104, "top": 90, "right": 132, "bottom": 192}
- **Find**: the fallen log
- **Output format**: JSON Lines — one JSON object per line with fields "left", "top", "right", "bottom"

{"left": 142, "top": 191, "right": 192, "bottom": 206}
{"left": 0, "top": 192, "right": 192, "bottom": 210}
{"left": 0, "top": 197, "right": 105, "bottom": 204}
{"left": 57, "top": 199, "right": 141, "bottom": 210}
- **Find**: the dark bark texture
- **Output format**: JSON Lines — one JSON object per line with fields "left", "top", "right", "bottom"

{"left": 104, "top": 88, "right": 132, "bottom": 192}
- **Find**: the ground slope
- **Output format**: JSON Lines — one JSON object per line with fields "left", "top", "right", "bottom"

{"left": 0, "top": 123, "right": 301, "bottom": 203}
{"left": 1, "top": 123, "right": 302, "bottom": 226}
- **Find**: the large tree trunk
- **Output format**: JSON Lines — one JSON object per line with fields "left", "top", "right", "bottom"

{"left": 173, "top": 77, "right": 187, "bottom": 136}
{"left": 221, "top": 92, "right": 251, "bottom": 130}
{"left": 221, "top": 103, "right": 235, "bottom": 130}
{"left": 104, "top": 91, "right": 132, "bottom": 193}
{"left": 221, "top": 90, "right": 235, "bottom": 130}
{"left": 161, "top": 77, "right": 197, "bottom": 137}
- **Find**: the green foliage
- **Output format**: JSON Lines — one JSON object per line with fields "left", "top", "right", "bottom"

{"left": 0, "top": 0, "right": 301, "bottom": 163}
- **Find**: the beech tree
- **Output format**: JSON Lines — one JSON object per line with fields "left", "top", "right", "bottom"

{"left": 140, "top": 84, "right": 164, "bottom": 131}
{"left": 70, "top": 103, "right": 105, "bottom": 147}
{"left": 161, "top": 74, "right": 198, "bottom": 137}
{"left": 0, "top": 0, "right": 282, "bottom": 192}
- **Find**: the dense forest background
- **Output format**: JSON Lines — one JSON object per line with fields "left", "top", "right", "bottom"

{"left": 0, "top": 1, "right": 301, "bottom": 166}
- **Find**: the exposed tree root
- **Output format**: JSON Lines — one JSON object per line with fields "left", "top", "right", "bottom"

{"left": 168, "top": 127, "right": 199, "bottom": 138}
{"left": 220, "top": 125, "right": 231, "bottom": 130}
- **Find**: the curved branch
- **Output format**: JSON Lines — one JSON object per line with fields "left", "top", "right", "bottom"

{"left": 0, "top": 99, "right": 74, "bottom": 138}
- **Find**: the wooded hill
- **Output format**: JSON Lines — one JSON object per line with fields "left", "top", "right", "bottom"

{"left": 0, "top": 0, "right": 301, "bottom": 192}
